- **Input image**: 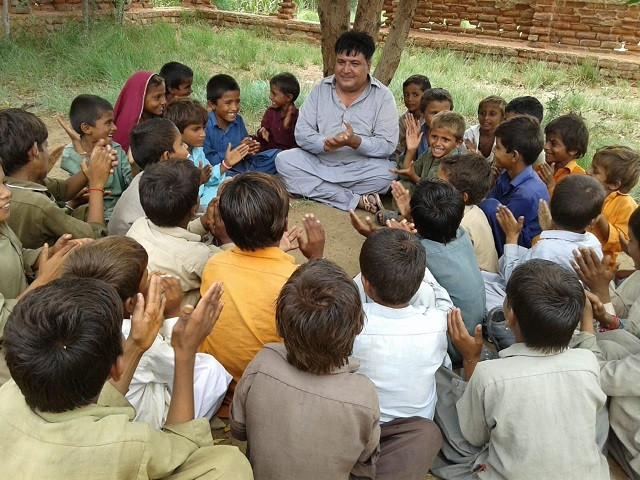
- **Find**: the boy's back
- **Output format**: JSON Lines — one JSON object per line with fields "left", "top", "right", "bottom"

{"left": 0, "top": 380, "right": 249, "bottom": 479}
{"left": 457, "top": 345, "right": 608, "bottom": 479}
{"left": 231, "top": 342, "right": 379, "bottom": 480}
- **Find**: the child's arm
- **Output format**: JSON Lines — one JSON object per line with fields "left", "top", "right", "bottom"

{"left": 110, "top": 274, "right": 166, "bottom": 396}
{"left": 219, "top": 143, "right": 250, "bottom": 173}
{"left": 283, "top": 104, "right": 297, "bottom": 130}
{"left": 83, "top": 143, "right": 116, "bottom": 226}
{"left": 593, "top": 200, "right": 636, "bottom": 255}
{"left": 390, "top": 118, "right": 422, "bottom": 183}
{"left": 298, "top": 214, "right": 325, "bottom": 260}
{"left": 166, "top": 282, "right": 224, "bottom": 425}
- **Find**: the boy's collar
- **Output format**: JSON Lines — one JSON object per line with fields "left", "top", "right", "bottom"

{"left": 499, "top": 342, "right": 567, "bottom": 358}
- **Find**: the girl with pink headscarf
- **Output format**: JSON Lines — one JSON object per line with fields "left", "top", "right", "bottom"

{"left": 113, "top": 71, "right": 167, "bottom": 152}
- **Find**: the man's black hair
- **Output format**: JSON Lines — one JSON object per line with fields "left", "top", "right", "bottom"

{"left": 334, "top": 30, "right": 375, "bottom": 61}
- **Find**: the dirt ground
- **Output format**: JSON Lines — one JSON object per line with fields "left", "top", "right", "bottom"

{"left": 42, "top": 116, "right": 630, "bottom": 479}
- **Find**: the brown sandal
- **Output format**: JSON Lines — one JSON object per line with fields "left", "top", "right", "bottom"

{"left": 360, "top": 193, "right": 383, "bottom": 214}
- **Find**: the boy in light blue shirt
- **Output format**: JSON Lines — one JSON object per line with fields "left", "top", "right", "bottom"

{"left": 204, "top": 74, "right": 279, "bottom": 175}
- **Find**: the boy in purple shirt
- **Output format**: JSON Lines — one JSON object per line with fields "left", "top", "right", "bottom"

{"left": 204, "top": 74, "right": 279, "bottom": 175}
{"left": 483, "top": 115, "right": 549, "bottom": 248}
{"left": 257, "top": 72, "right": 299, "bottom": 152}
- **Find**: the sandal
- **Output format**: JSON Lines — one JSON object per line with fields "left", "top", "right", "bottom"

{"left": 360, "top": 193, "right": 383, "bottom": 215}
{"left": 376, "top": 208, "right": 399, "bottom": 226}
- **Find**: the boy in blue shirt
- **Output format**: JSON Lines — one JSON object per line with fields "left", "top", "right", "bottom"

{"left": 204, "top": 74, "right": 279, "bottom": 175}
{"left": 165, "top": 97, "right": 249, "bottom": 207}
{"left": 482, "top": 115, "right": 549, "bottom": 249}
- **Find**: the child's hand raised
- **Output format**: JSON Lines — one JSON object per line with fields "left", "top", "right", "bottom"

{"left": 241, "top": 137, "right": 260, "bottom": 155}
{"left": 171, "top": 281, "right": 224, "bottom": 356}
{"left": 198, "top": 160, "right": 212, "bottom": 185}
{"left": 447, "top": 307, "right": 483, "bottom": 380}
{"left": 257, "top": 127, "right": 270, "bottom": 142}
{"left": 161, "top": 276, "right": 183, "bottom": 319}
{"left": 283, "top": 104, "right": 296, "bottom": 129}
{"left": 571, "top": 248, "right": 617, "bottom": 301}
{"left": 129, "top": 274, "right": 166, "bottom": 353}
{"left": 387, "top": 218, "right": 417, "bottom": 235}
{"left": 496, "top": 204, "right": 523, "bottom": 244}
{"left": 279, "top": 225, "right": 303, "bottom": 252}
{"left": 585, "top": 290, "right": 616, "bottom": 327}
{"left": 390, "top": 180, "right": 412, "bottom": 220}
{"left": 56, "top": 114, "right": 84, "bottom": 155}
{"left": 537, "top": 199, "right": 552, "bottom": 231}
{"left": 464, "top": 138, "right": 478, "bottom": 154}
{"left": 349, "top": 209, "right": 377, "bottom": 238}
{"left": 299, "top": 213, "right": 325, "bottom": 260}
{"left": 581, "top": 291, "right": 596, "bottom": 334}
{"left": 224, "top": 143, "right": 251, "bottom": 169}
{"left": 536, "top": 162, "right": 555, "bottom": 189}
{"left": 389, "top": 162, "right": 420, "bottom": 184}
{"left": 404, "top": 114, "right": 423, "bottom": 152}
{"left": 82, "top": 140, "right": 118, "bottom": 189}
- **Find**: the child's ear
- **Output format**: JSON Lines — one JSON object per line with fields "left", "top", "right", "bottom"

{"left": 160, "top": 151, "right": 171, "bottom": 162}
{"left": 361, "top": 275, "right": 374, "bottom": 298}
{"left": 206, "top": 100, "right": 216, "bottom": 112}
{"left": 607, "top": 180, "right": 622, "bottom": 192}
{"left": 109, "top": 354, "right": 125, "bottom": 382}
{"left": 585, "top": 216, "right": 599, "bottom": 230}
{"left": 28, "top": 142, "right": 40, "bottom": 162}
{"left": 123, "top": 296, "right": 137, "bottom": 315}
{"left": 80, "top": 123, "right": 93, "bottom": 136}
{"left": 455, "top": 137, "right": 464, "bottom": 148}
{"left": 285, "top": 93, "right": 294, "bottom": 104}
{"left": 462, "top": 192, "right": 469, "bottom": 204}
{"left": 568, "top": 149, "right": 578, "bottom": 159}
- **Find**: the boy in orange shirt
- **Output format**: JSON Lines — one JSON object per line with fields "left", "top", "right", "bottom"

{"left": 198, "top": 172, "right": 325, "bottom": 417}
{"left": 536, "top": 113, "right": 588, "bottom": 195}
{"left": 588, "top": 145, "right": 640, "bottom": 262}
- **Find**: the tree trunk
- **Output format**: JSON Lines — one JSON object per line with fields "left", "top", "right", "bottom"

{"left": 2, "top": 0, "right": 10, "bottom": 38}
{"left": 317, "top": 0, "right": 350, "bottom": 77}
{"left": 82, "top": 0, "right": 89, "bottom": 29}
{"left": 353, "top": 0, "right": 384, "bottom": 40}
{"left": 373, "top": 0, "right": 418, "bottom": 85}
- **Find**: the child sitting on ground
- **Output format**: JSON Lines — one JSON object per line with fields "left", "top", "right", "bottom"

{"left": 587, "top": 145, "right": 640, "bottom": 262}
{"left": 204, "top": 74, "right": 279, "bottom": 174}
{"left": 412, "top": 87, "right": 455, "bottom": 157}
{"left": 393, "top": 74, "right": 431, "bottom": 159}
{"left": 438, "top": 153, "right": 499, "bottom": 273}
{"left": 62, "top": 236, "right": 232, "bottom": 430}
{"left": 164, "top": 97, "right": 249, "bottom": 206}
{"left": 198, "top": 172, "right": 325, "bottom": 417}
{"left": 536, "top": 113, "right": 588, "bottom": 195}
{"left": 484, "top": 174, "right": 605, "bottom": 324}
{"left": 59, "top": 94, "right": 133, "bottom": 221}
{"left": 113, "top": 71, "right": 167, "bottom": 153}
{"left": 159, "top": 61, "right": 194, "bottom": 102}
{"left": 0, "top": 276, "right": 253, "bottom": 478}
{"left": 352, "top": 229, "right": 451, "bottom": 433}
{"left": 127, "top": 159, "right": 232, "bottom": 308}
{"left": 463, "top": 95, "right": 505, "bottom": 161}
{"left": 232, "top": 259, "right": 442, "bottom": 480}
{"left": 431, "top": 259, "right": 609, "bottom": 479}
{"left": 482, "top": 115, "right": 549, "bottom": 249}
{"left": 392, "top": 111, "right": 465, "bottom": 198}
{"left": 108, "top": 118, "right": 200, "bottom": 236}
{"left": 0, "top": 108, "right": 114, "bottom": 249}
{"left": 574, "top": 206, "right": 640, "bottom": 338}
{"left": 257, "top": 72, "right": 300, "bottom": 152}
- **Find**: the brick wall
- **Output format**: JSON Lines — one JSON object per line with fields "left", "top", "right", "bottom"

{"left": 383, "top": 0, "right": 640, "bottom": 54}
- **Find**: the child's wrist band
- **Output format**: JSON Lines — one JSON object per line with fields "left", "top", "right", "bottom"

{"left": 87, "top": 187, "right": 105, "bottom": 193}
{"left": 221, "top": 159, "right": 231, "bottom": 170}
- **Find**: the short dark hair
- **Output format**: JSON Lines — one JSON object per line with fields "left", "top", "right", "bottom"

{"left": 505, "top": 96, "right": 544, "bottom": 122}
{"left": 276, "top": 259, "right": 364, "bottom": 375}
{"left": 270, "top": 72, "right": 300, "bottom": 102}
{"left": 206, "top": 74, "right": 240, "bottom": 104}
{"left": 506, "top": 259, "right": 584, "bottom": 353}
{"left": 544, "top": 114, "right": 589, "bottom": 159}
{"left": 62, "top": 236, "right": 148, "bottom": 301}
{"left": 494, "top": 115, "right": 544, "bottom": 165}
{"left": 4, "top": 278, "right": 124, "bottom": 413}
{"left": 410, "top": 179, "right": 465, "bottom": 244}
{"left": 403, "top": 74, "right": 431, "bottom": 92}
{"left": 219, "top": 172, "right": 289, "bottom": 251}
{"left": 439, "top": 153, "right": 492, "bottom": 205}
{"left": 147, "top": 74, "right": 166, "bottom": 91}
{"left": 69, "top": 94, "right": 114, "bottom": 136}
{"left": 478, "top": 95, "right": 506, "bottom": 116}
{"left": 334, "top": 30, "right": 376, "bottom": 61}
{"left": 129, "top": 118, "right": 181, "bottom": 170}
{"left": 360, "top": 229, "right": 426, "bottom": 305}
{"left": 430, "top": 111, "right": 465, "bottom": 140}
{"left": 0, "top": 108, "right": 48, "bottom": 175}
{"left": 164, "top": 97, "right": 208, "bottom": 133}
{"left": 591, "top": 145, "right": 640, "bottom": 194}
{"left": 629, "top": 207, "right": 640, "bottom": 243}
{"left": 140, "top": 158, "right": 200, "bottom": 227}
{"left": 550, "top": 175, "right": 605, "bottom": 232}
{"left": 420, "top": 88, "right": 454, "bottom": 113}
{"left": 159, "top": 61, "right": 194, "bottom": 92}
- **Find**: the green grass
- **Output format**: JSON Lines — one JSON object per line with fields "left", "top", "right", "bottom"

{"left": 1, "top": 19, "right": 638, "bottom": 169}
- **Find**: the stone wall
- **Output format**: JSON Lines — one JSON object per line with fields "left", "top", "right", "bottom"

{"left": 383, "top": 0, "right": 640, "bottom": 54}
